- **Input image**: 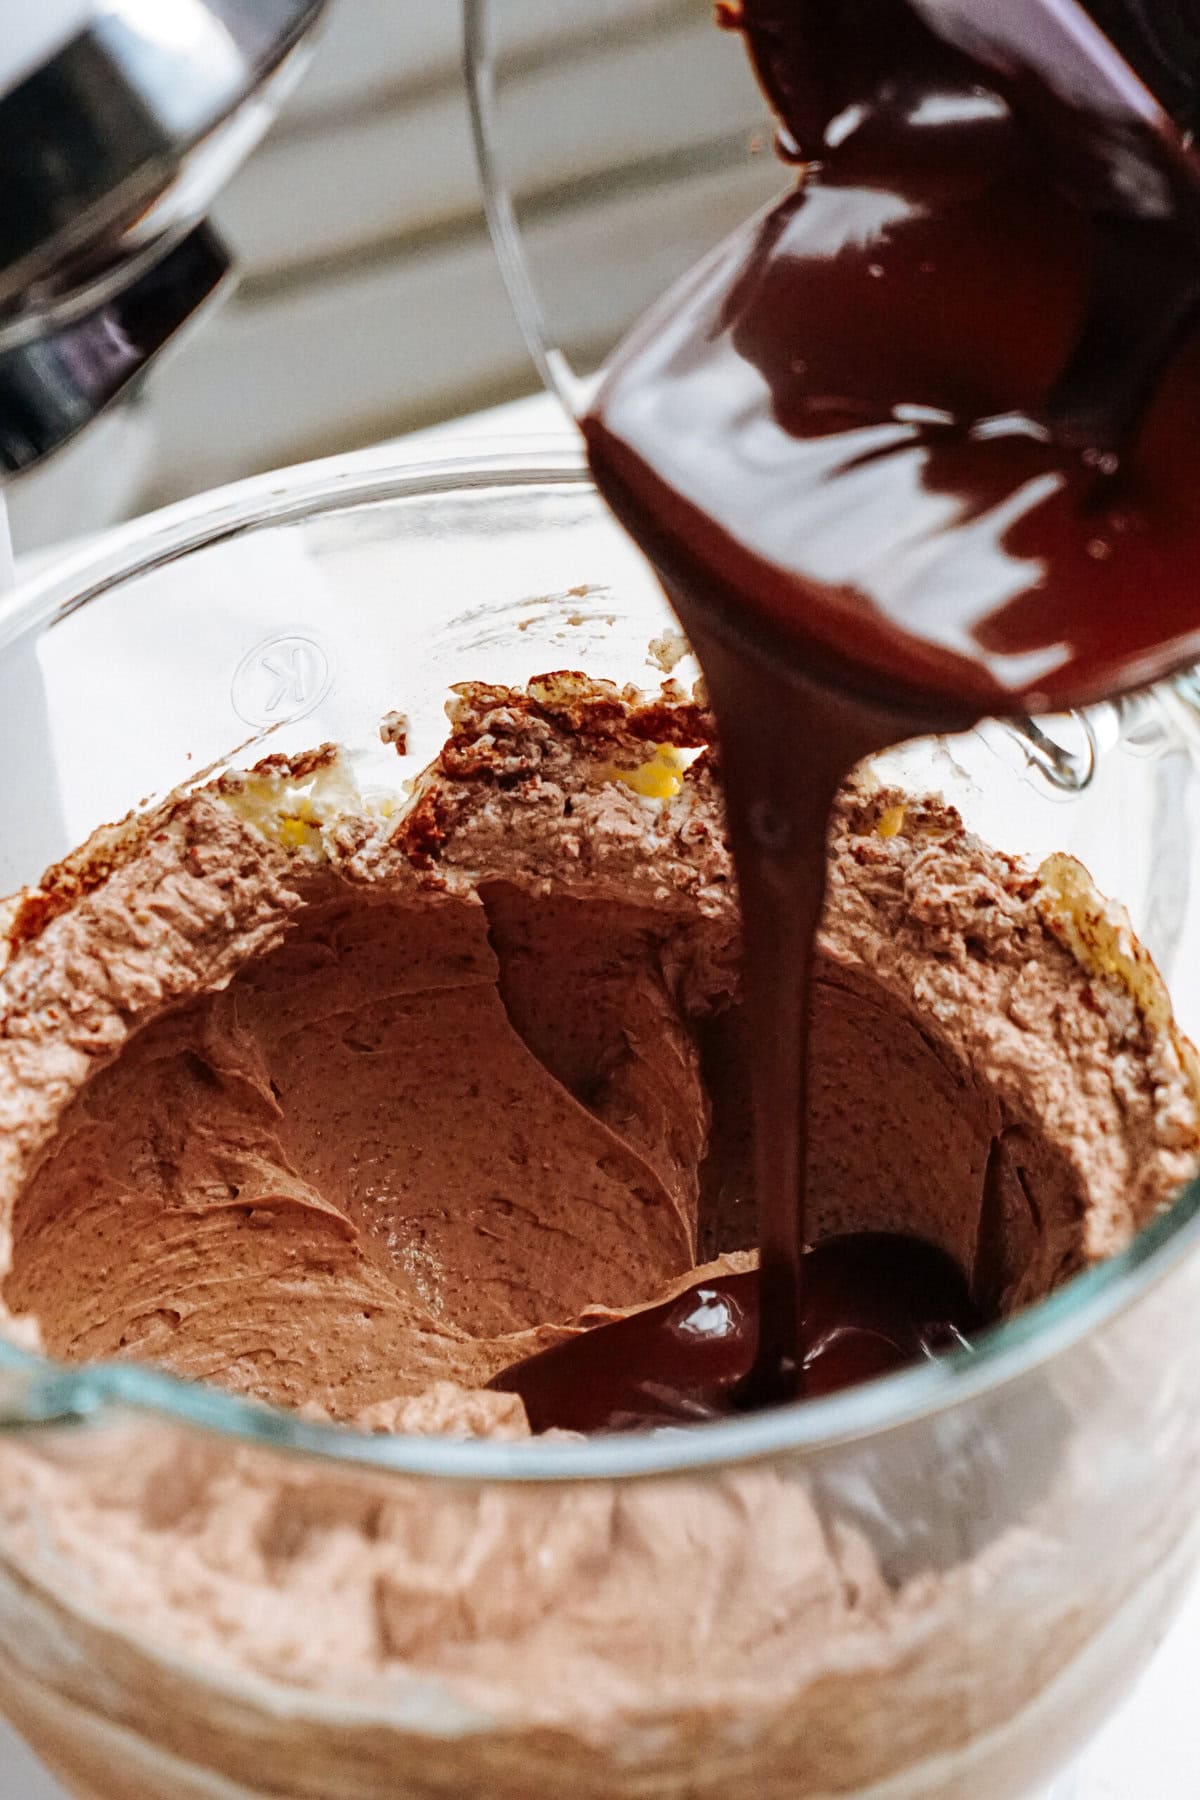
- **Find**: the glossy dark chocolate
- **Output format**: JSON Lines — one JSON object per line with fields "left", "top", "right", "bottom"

{"left": 492, "top": 1234, "right": 979, "bottom": 1434}
{"left": 495, "top": 0, "right": 1200, "bottom": 1430}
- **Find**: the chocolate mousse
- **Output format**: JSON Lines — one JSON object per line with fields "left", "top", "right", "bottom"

{"left": 0, "top": 676, "right": 1194, "bottom": 1428}
{"left": 0, "top": 675, "right": 1196, "bottom": 1800}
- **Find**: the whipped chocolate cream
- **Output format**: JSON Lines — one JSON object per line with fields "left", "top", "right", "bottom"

{"left": 0, "top": 676, "right": 1197, "bottom": 1800}
{"left": 0, "top": 680, "right": 723, "bottom": 1420}
{"left": 0, "top": 677, "right": 1195, "bottom": 1428}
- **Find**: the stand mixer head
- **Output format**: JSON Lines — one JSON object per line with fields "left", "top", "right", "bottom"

{"left": 0, "top": 0, "right": 330, "bottom": 480}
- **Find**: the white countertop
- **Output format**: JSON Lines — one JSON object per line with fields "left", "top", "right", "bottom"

{"left": 1, "top": 393, "right": 1196, "bottom": 1797}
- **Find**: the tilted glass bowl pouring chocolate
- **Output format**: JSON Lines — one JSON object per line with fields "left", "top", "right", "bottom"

{"left": 1, "top": 444, "right": 1200, "bottom": 1799}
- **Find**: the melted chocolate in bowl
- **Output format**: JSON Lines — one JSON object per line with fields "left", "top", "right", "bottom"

{"left": 496, "top": 0, "right": 1200, "bottom": 1426}
{"left": 492, "top": 1235, "right": 979, "bottom": 1434}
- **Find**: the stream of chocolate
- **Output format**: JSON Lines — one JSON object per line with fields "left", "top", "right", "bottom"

{"left": 497, "top": 1238, "right": 978, "bottom": 1434}
{"left": 493, "top": 0, "right": 1200, "bottom": 1430}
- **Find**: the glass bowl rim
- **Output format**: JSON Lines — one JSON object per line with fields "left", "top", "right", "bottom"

{"left": 1, "top": 434, "right": 1198, "bottom": 1484}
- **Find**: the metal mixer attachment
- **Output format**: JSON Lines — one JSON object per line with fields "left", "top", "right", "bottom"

{"left": 0, "top": 0, "right": 329, "bottom": 478}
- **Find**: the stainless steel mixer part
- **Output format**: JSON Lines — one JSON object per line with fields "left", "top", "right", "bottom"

{"left": 0, "top": 0, "right": 330, "bottom": 477}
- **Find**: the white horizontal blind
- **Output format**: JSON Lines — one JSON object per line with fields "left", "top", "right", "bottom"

{"left": 290, "top": 0, "right": 669, "bottom": 115}
{"left": 137, "top": 0, "right": 779, "bottom": 506}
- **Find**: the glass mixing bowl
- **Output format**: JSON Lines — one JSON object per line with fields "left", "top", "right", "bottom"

{"left": 1, "top": 443, "right": 1200, "bottom": 1800}
{"left": 462, "top": 0, "right": 783, "bottom": 412}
